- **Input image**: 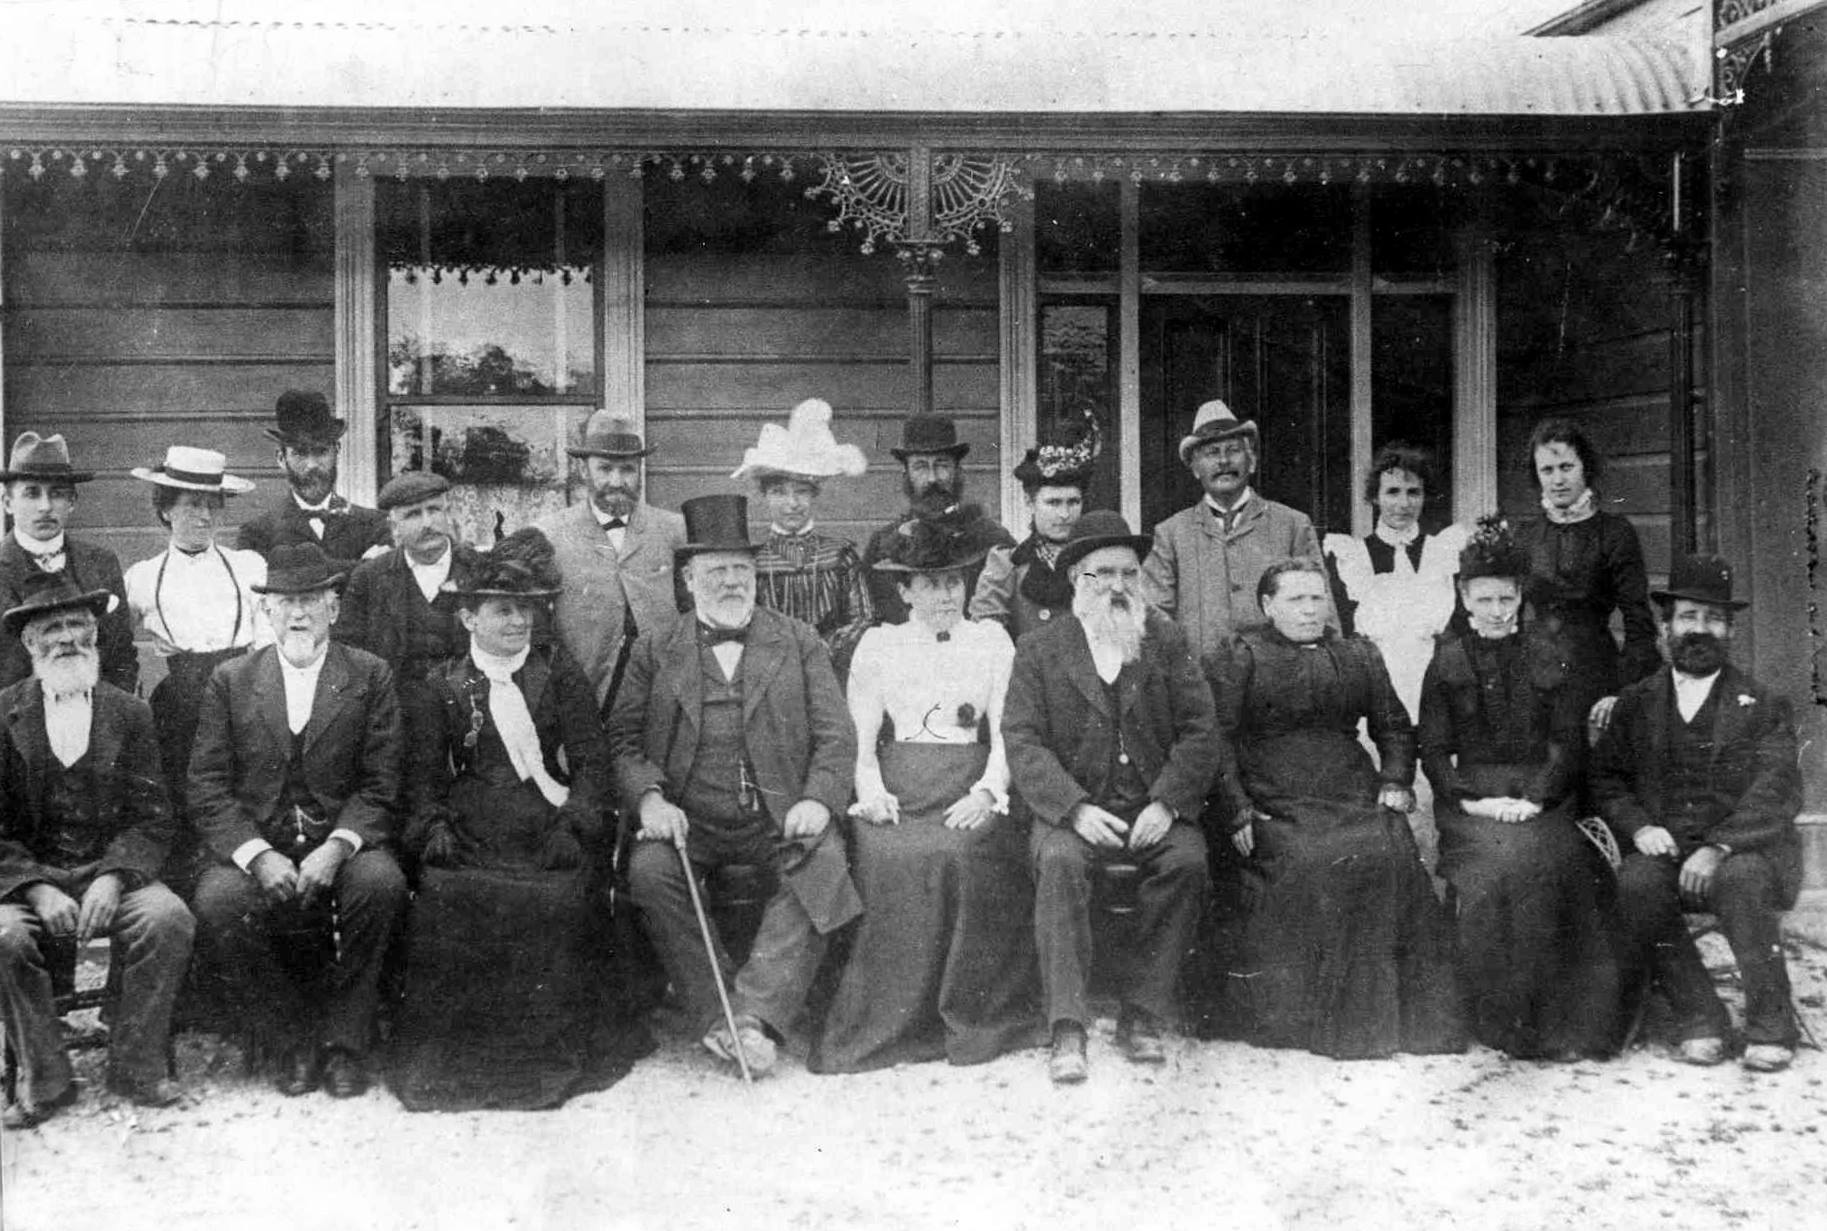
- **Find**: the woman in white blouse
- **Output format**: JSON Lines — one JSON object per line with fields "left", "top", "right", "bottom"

{"left": 810, "top": 514, "right": 1041, "bottom": 1073}
{"left": 125, "top": 446, "right": 269, "bottom": 828}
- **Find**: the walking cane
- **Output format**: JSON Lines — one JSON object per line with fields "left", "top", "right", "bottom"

{"left": 676, "top": 835, "right": 753, "bottom": 1084}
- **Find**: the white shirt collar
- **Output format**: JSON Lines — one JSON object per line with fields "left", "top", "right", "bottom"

{"left": 1203, "top": 489, "right": 1254, "bottom": 518}
{"left": 292, "top": 491, "right": 335, "bottom": 514}
{"left": 771, "top": 522, "right": 815, "bottom": 537}
{"left": 405, "top": 544, "right": 453, "bottom": 601}
{"left": 13, "top": 526, "right": 65, "bottom": 556}
{"left": 470, "top": 643, "right": 530, "bottom": 680}
{"left": 278, "top": 644, "right": 328, "bottom": 734}
{"left": 41, "top": 685, "right": 93, "bottom": 767}
{"left": 1674, "top": 669, "right": 1721, "bottom": 692}
{"left": 593, "top": 504, "right": 633, "bottom": 529}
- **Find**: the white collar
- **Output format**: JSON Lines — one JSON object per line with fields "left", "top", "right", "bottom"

{"left": 1204, "top": 489, "right": 1254, "bottom": 517}
{"left": 1373, "top": 521, "right": 1420, "bottom": 549}
{"left": 277, "top": 644, "right": 329, "bottom": 676}
{"left": 13, "top": 526, "right": 65, "bottom": 556}
{"left": 772, "top": 522, "right": 815, "bottom": 537}
{"left": 405, "top": 543, "right": 452, "bottom": 572}
{"left": 292, "top": 491, "right": 336, "bottom": 514}
{"left": 1673, "top": 669, "right": 1721, "bottom": 692}
{"left": 470, "top": 643, "right": 531, "bottom": 680}
{"left": 593, "top": 504, "right": 634, "bottom": 529}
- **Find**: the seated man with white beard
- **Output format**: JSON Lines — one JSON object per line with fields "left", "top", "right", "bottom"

{"left": 0, "top": 574, "right": 193, "bottom": 1124}
{"left": 1003, "top": 510, "right": 1221, "bottom": 1084}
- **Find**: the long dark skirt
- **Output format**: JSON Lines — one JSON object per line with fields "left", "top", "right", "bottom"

{"left": 810, "top": 743, "right": 1042, "bottom": 1073}
{"left": 1436, "top": 766, "right": 1621, "bottom": 1058}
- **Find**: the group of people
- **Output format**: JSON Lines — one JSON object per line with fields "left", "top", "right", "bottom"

{"left": 0, "top": 385, "right": 1805, "bottom": 1128}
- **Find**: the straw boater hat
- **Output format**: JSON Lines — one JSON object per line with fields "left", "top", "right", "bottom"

{"left": 1, "top": 571, "right": 118, "bottom": 637}
{"left": 730, "top": 399, "right": 868, "bottom": 483}
{"left": 0, "top": 433, "right": 93, "bottom": 484}
{"left": 444, "top": 528, "right": 561, "bottom": 601}
{"left": 1055, "top": 509, "right": 1154, "bottom": 574}
{"left": 871, "top": 509, "right": 990, "bottom": 575}
{"left": 251, "top": 543, "right": 346, "bottom": 595}
{"left": 566, "top": 410, "right": 655, "bottom": 460}
{"left": 130, "top": 445, "right": 256, "bottom": 495}
{"left": 1651, "top": 553, "right": 1749, "bottom": 611}
{"left": 676, "top": 495, "right": 760, "bottom": 559}
{"left": 267, "top": 391, "right": 348, "bottom": 447}
{"left": 1177, "top": 399, "right": 1261, "bottom": 464}
{"left": 889, "top": 415, "right": 971, "bottom": 462}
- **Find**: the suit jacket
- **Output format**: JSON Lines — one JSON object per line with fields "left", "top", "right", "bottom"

{"left": 1592, "top": 663, "right": 1803, "bottom": 905}
{"left": 0, "top": 536, "right": 138, "bottom": 695}
{"left": 1002, "top": 610, "right": 1223, "bottom": 828}
{"left": 187, "top": 642, "right": 402, "bottom": 863}
{"left": 0, "top": 680, "right": 174, "bottom": 900}
{"left": 534, "top": 500, "right": 687, "bottom": 704}
{"left": 236, "top": 493, "right": 391, "bottom": 572}
{"left": 1142, "top": 495, "right": 1324, "bottom": 663}
{"left": 335, "top": 543, "right": 486, "bottom": 674}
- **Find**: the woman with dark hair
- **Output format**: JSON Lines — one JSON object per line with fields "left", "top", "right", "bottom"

{"left": 1419, "top": 518, "right": 1620, "bottom": 1059}
{"left": 1515, "top": 418, "right": 1659, "bottom": 737}
{"left": 969, "top": 413, "right": 1100, "bottom": 640}
{"left": 1210, "top": 558, "right": 1462, "bottom": 1059}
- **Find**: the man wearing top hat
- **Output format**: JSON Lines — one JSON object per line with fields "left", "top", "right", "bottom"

{"left": 860, "top": 415, "right": 1014, "bottom": 627}
{"left": 187, "top": 543, "right": 407, "bottom": 1099}
{"left": 0, "top": 574, "right": 193, "bottom": 1124}
{"left": 1142, "top": 400, "right": 1325, "bottom": 662}
{"left": 969, "top": 416, "right": 1100, "bottom": 641}
{"left": 1003, "top": 510, "right": 1222, "bottom": 1084}
{"left": 608, "top": 494, "right": 859, "bottom": 1078}
{"left": 237, "top": 391, "right": 391, "bottom": 570}
{"left": 534, "top": 410, "right": 687, "bottom": 713}
{"left": 1593, "top": 553, "right": 1805, "bottom": 1073}
{"left": 0, "top": 431, "right": 137, "bottom": 694}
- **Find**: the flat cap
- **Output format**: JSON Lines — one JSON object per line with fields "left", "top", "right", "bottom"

{"left": 377, "top": 471, "right": 451, "bottom": 512}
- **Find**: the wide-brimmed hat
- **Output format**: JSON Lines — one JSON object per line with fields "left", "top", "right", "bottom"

{"left": 871, "top": 511, "right": 989, "bottom": 575}
{"left": 1177, "top": 400, "right": 1261, "bottom": 464}
{"left": 251, "top": 543, "right": 346, "bottom": 595}
{"left": 266, "top": 391, "right": 347, "bottom": 447}
{"left": 1055, "top": 509, "right": 1154, "bottom": 574}
{"left": 376, "top": 471, "right": 451, "bottom": 512}
{"left": 0, "top": 433, "right": 93, "bottom": 484}
{"left": 566, "top": 410, "right": 654, "bottom": 460}
{"left": 445, "top": 528, "right": 561, "bottom": 601}
{"left": 1, "top": 571, "right": 118, "bottom": 637}
{"left": 1013, "top": 409, "right": 1102, "bottom": 490}
{"left": 731, "top": 399, "right": 868, "bottom": 483}
{"left": 130, "top": 445, "right": 255, "bottom": 495}
{"left": 1652, "top": 554, "right": 1748, "bottom": 611}
{"left": 677, "top": 495, "right": 759, "bottom": 559}
{"left": 889, "top": 415, "right": 970, "bottom": 462}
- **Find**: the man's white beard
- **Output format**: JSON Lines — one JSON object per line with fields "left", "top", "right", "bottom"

{"left": 33, "top": 648, "right": 100, "bottom": 699}
{"left": 1075, "top": 589, "right": 1146, "bottom": 664}
{"left": 277, "top": 630, "right": 327, "bottom": 667}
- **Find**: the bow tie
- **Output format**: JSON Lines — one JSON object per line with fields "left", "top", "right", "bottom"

{"left": 603, "top": 518, "right": 627, "bottom": 533}
{"left": 699, "top": 622, "right": 748, "bottom": 646}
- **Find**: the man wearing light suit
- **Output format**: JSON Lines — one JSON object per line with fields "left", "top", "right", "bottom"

{"left": 534, "top": 411, "right": 687, "bottom": 715}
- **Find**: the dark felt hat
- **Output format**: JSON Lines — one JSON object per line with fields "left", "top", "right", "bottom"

{"left": 566, "top": 410, "right": 654, "bottom": 460}
{"left": 267, "top": 391, "right": 348, "bottom": 447}
{"left": 677, "top": 495, "right": 759, "bottom": 558}
{"left": 1, "top": 571, "right": 118, "bottom": 637}
{"left": 871, "top": 513, "right": 989, "bottom": 575}
{"left": 376, "top": 471, "right": 451, "bottom": 512}
{"left": 251, "top": 543, "right": 346, "bottom": 595}
{"left": 0, "top": 433, "right": 93, "bottom": 484}
{"left": 1652, "top": 554, "right": 1748, "bottom": 611}
{"left": 890, "top": 415, "right": 970, "bottom": 462}
{"left": 1055, "top": 509, "right": 1153, "bottom": 574}
{"left": 446, "top": 528, "right": 561, "bottom": 600}
{"left": 1457, "top": 515, "right": 1532, "bottom": 583}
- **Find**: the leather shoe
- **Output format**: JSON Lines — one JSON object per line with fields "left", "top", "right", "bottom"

{"left": 274, "top": 1047, "right": 321, "bottom": 1097}
{"left": 321, "top": 1049, "right": 369, "bottom": 1098}
{"left": 702, "top": 1014, "right": 778, "bottom": 1078}
{"left": 107, "top": 1073, "right": 183, "bottom": 1108}
{"left": 1048, "top": 1021, "right": 1088, "bottom": 1085}
{"left": 1742, "top": 1043, "right": 1795, "bottom": 1073}
{"left": 1676, "top": 1036, "right": 1727, "bottom": 1067}
{"left": 1118, "top": 1012, "right": 1168, "bottom": 1065}
{"left": 1, "top": 1082, "right": 76, "bottom": 1129}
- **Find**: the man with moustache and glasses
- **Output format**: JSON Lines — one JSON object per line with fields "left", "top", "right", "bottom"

{"left": 0, "top": 575, "right": 192, "bottom": 1124}
{"left": 1594, "top": 554, "right": 1804, "bottom": 1073}
{"left": 860, "top": 415, "right": 1014, "bottom": 627}
{"left": 237, "top": 392, "right": 390, "bottom": 571}
{"left": 1003, "top": 511, "right": 1222, "bottom": 1084}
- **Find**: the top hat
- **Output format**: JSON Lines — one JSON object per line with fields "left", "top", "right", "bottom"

{"left": 376, "top": 471, "right": 451, "bottom": 512}
{"left": 267, "top": 391, "right": 348, "bottom": 447}
{"left": 0, "top": 433, "right": 93, "bottom": 484}
{"left": 1177, "top": 400, "right": 1261, "bottom": 464}
{"left": 677, "top": 495, "right": 759, "bottom": 558}
{"left": 870, "top": 512, "right": 989, "bottom": 575}
{"left": 566, "top": 410, "right": 655, "bottom": 460}
{"left": 889, "top": 415, "right": 970, "bottom": 463}
{"left": 251, "top": 543, "right": 346, "bottom": 595}
{"left": 1, "top": 571, "right": 118, "bottom": 637}
{"left": 1055, "top": 509, "right": 1154, "bottom": 575}
{"left": 731, "top": 399, "right": 868, "bottom": 483}
{"left": 1457, "top": 515, "right": 1532, "bottom": 583}
{"left": 1652, "top": 554, "right": 1748, "bottom": 611}
{"left": 446, "top": 528, "right": 561, "bottom": 601}
{"left": 130, "top": 445, "right": 256, "bottom": 495}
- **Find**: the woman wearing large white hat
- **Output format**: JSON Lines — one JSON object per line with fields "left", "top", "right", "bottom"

{"left": 731, "top": 398, "right": 874, "bottom": 679}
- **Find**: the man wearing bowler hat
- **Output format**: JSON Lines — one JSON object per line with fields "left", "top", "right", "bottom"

{"left": 534, "top": 410, "right": 687, "bottom": 713}
{"left": 237, "top": 391, "right": 390, "bottom": 570}
{"left": 0, "top": 432, "right": 137, "bottom": 694}
{"left": 1142, "top": 400, "right": 1325, "bottom": 662}
{"left": 860, "top": 415, "right": 1014, "bottom": 627}
{"left": 1594, "top": 553, "right": 1804, "bottom": 1073}
{"left": 608, "top": 495, "right": 859, "bottom": 1078}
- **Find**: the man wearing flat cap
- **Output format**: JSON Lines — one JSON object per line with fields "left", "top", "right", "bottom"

{"left": 237, "top": 391, "right": 390, "bottom": 571}
{"left": 1142, "top": 401, "right": 1324, "bottom": 662}
{"left": 0, "top": 573, "right": 193, "bottom": 1125}
{"left": 0, "top": 432, "right": 137, "bottom": 694}
{"left": 1594, "top": 553, "right": 1805, "bottom": 1073}
{"left": 187, "top": 543, "right": 406, "bottom": 1099}
{"left": 535, "top": 410, "right": 687, "bottom": 714}
{"left": 860, "top": 415, "right": 1014, "bottom": 627}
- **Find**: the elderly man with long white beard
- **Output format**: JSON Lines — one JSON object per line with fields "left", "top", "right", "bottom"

{"left": 1003, "top": 510, "right": 1223, "bottom": 1085}
{"left": 0, "top": 573, "right": 192, "bottom": 1125}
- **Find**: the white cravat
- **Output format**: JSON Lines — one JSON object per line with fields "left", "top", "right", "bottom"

{"left": 406, "top": 545, "right": 453, "bottom": 604}
{"left": 14, "top": 527, "right": 66, "bottom": 573}
{"left": 43, "top": 687, "right": 92, "bottom": 768}
{"left": 1674, "top": 669, "right": 1720, "bottom": 724}
{"left": 278, "top": 646, "right": 328, "bottom": 734}
{"left": 472, "top": 645, "right": 570, "bottom": 808}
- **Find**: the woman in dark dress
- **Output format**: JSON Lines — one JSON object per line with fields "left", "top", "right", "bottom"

{"left": 389, "top": 530, "right": 647, "bottom": 1110}
{"left": 1212, "top": 559, "right": 1462, "bottom": 1059}
{"left": 1419, "top": 519, "right": 1621, "bottom": 1059}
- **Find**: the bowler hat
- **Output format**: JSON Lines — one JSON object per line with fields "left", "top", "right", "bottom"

{"left": 1, "top": 571, "right": 118, "bottom": 637}
{"left": 1055, "top": 509, "right": 1154, "bottom": 575}
{"left": 1177, "top": 400, "right": 1260, "bottom": 464}
{"left": 251, "top": 543, "right": 346, "bottom": 595}
{"left": 566, "top": 410, "right": 655, "bottom": 460}
{"left": 1652, "top": 554, "right": 1748, "bottom": 611}
{"left": 267, "top": 391, "right": 348, "bottom": 447}
{"left": 890, "top": 415, "right": 970, "bottom": 462}
{"left": 130, "top": 445, "right": 255, "bottom": 495}
{"left": 677, "top": 495, "right": 759, "bottom": 558}
{"left": 0, "top": 433, "right": 93, "bottom": 484}
{"left": 376, "top": 471, "right": 451, "bottom": 512}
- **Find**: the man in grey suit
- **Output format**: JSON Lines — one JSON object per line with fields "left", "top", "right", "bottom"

{"left": 534, "top": 411, "right": 687, "bottom": 714}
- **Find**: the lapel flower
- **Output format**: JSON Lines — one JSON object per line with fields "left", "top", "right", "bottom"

{"left": 956, "top": 703, "right": 978, "bottom": 729}
{"left": 1736, "top": 693, "right": 1756, "bottom": 708}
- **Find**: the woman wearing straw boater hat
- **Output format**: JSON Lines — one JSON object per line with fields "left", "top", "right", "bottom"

{"left": 124, "top": 446, "right": 270, "bottom": 824}
{"left": 731, "top": 399, "right": 875, "bottom": 680}
{"left": 969, "top": 411, "right": 1101, "bottom": 640}
{"left": 810, "top": 513, "right": 1040, "bottom": 1074}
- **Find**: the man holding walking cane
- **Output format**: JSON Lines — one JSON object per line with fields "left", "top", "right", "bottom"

{"left": 609, "top": 495, "right": 859, "bottom": 1078}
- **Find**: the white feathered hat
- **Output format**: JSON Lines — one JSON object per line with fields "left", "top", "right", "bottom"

{"left": 731, "top": 399, "right": 868, "bottom": 482}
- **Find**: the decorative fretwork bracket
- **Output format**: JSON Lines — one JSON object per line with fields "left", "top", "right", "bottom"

{"left": 1712, "top": 0, "right": 1822, "bottom": 103}
{"left": 803, "top": 148, "right": 1029, "bottom": 259}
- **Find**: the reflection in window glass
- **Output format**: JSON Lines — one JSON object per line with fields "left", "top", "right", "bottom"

{"left": 1038, "top": 301, "right": 1119, "bottom": 509}
{"left": 391, "top": 404, "right": 579, "bottom": 545}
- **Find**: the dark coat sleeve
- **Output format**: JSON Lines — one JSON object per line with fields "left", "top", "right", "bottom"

{"left": 1525, "top": 648, "right": 1583, "bottom": 807}
{"left": 1357, "top": 638, "right": 1416, "bottom": 788}
{"left": 334, "top": 558, "right": 379, "bottom": 654}
{"left": 607, "top": 632, "right": 667, "bottom": 816}
{"left": 332, "top": 656, "right": 402, "bottom": 847}
{"left": 95, "top": 695, "right": 176, "bottom": 887}
{"left": 1145, "top": 619, "right": 1224, "bottom": 821}
{"left": 1604, "top": 515, "right": 1661, "bottom": 689}
{"left": 1202, "top": 639, "right": 1258, "bottom": 819}
{"left": 400, "top": 671, "right": 459, "bottom": 856}
{"left": 1710, "top": 691, "right": 1803, "bottom": 854}
{"left": 788, "top": 622, "right": 857, "bottom": 819}
{"left": 1592, "top": 683, "right": 1658, "bottom": 838}
{"left": 186, "top": 663, "right": 262, "bottom": 860}
{"left": 1001, "top": 635, "right": 1090, "bottom": 828}
{"left": 1416, "top": 648, "right": 1466, "bottom": 803}
{"left": 548, "top": 649, "right": 611, "bottom": 842}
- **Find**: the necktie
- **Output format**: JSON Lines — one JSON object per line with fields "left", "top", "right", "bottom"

{"left": 27, "top": 548, "right": 65, "bottom": 574}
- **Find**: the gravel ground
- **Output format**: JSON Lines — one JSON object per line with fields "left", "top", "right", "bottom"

{"left": 5, "top": 908, "right": 1827, "bottom": 1231}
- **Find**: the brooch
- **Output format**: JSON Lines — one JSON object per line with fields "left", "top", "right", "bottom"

{"left": 956, "top": 703, "right": 978, "bottom": 729}
{"left": 1737, "top": 694, "right": 1756, "bottom": 708}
